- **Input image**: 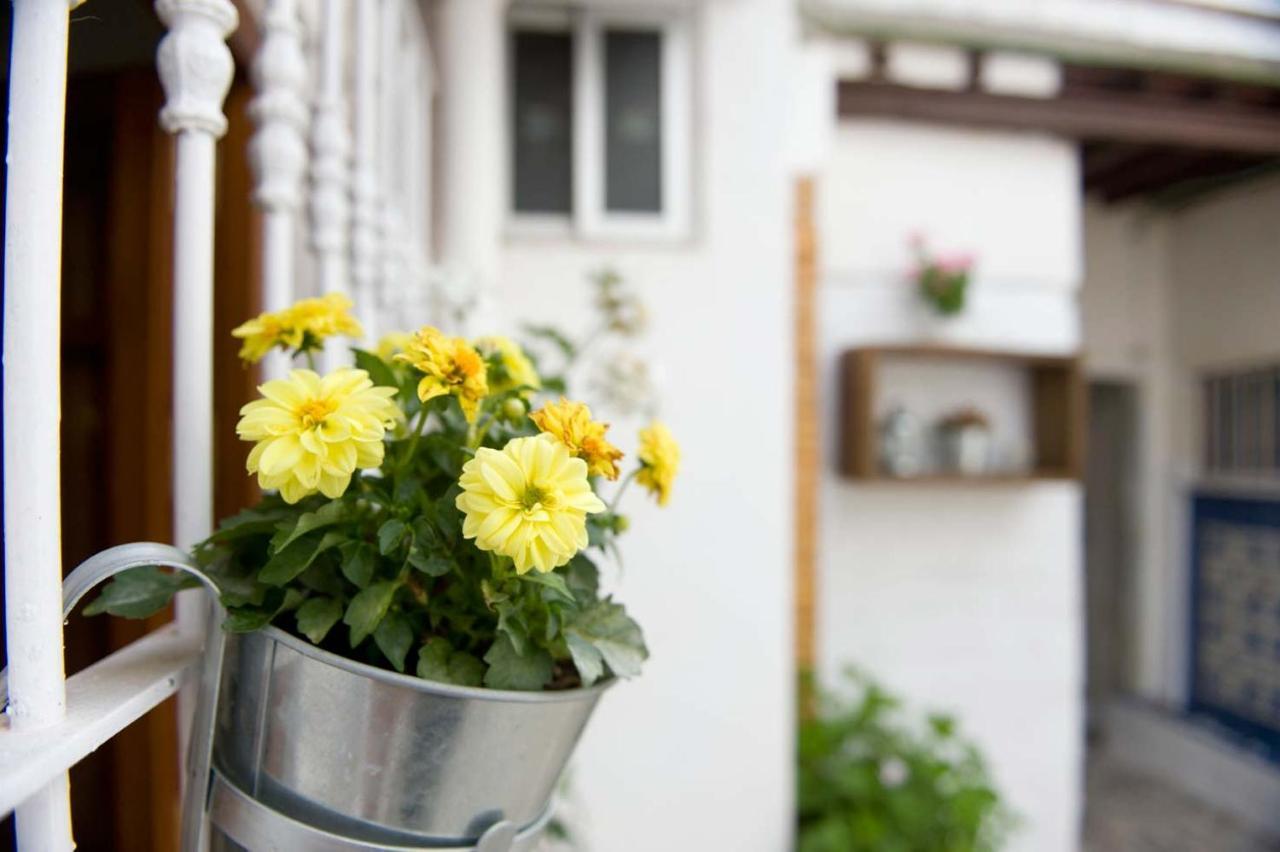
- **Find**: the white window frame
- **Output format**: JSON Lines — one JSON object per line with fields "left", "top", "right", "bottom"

{"left": 507, "top": 3, "right": 692, "bottom": 242}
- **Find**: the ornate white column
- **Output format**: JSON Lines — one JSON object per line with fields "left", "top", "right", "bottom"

{"left": 436, "top": 0, "right": 505, "bottom": 334}
{"left": 154, "top": 0, "right": 237, "bottom": 819}
{"left": 250, "top": 0, "right": 309, "bottom": 377}
{"left": 310, "top": 0, "right": 352, "bottom": 370}
{"left": 350, "top": 0, "right": 381, "bottom": 341}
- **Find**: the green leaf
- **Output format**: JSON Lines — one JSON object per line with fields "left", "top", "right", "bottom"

{"left": 272, "top": 499, "right": 348, "bottom": 553}
{"left": 565, "top": 555, "right": 600, "bottom": 604}
{"left": 408, "top": 550, "right": 454, "bottom": 577}
{"left": 494, "top": 601, "right": 528, "bottom": 656}
{"left": 339, "top": 541, "right": 377, "bottom": 588}
{"left": 83, "top": 567, "right": 200, "bottom": 619}
{"left": 447, "top": 652, "right": 485, "bottom": 687}
{"left": 564, "top": 600, "right": 647, "bottom": 682}
{"left": 519, "top": 571, "right": 575, "bottom": 605}
{"left": 415, "top": 638, "right": 486, "bottom": 687}
{"left": 296, "top": 596, "right": 343, "bottom": 644}
{"left": 566, "top": 633, "right": 605, "bottom": 686}
{"left": 223, "top": 588, "right": 287, "bottom": 632}
{"left": 373, "top": 611, "right": 413, "bottom": 672}
{"left": 416, "top": 637, "right": 453, "bottom": 681}
{"left": 424, "top": 433, "right": 463, "bottom": 478}
{"left": 259, "top": 530, "right": 345, "bottom": 586}
{"left": 377, "top": 519, "right": 407, "bottom": 555}
{"left": 343, "top": 580, "right": 400, "bottom": 646}
{"left": 206, "top": 502, "right": 295, "bottom": 544}
{"left": 353, "top": 347, "right": 400, "bottom": 390}
{"left": 297, "top": 560, "right": 346, "bottom": 597}
{"left": 483, "top": 633, "right": 552, "bottom": 691}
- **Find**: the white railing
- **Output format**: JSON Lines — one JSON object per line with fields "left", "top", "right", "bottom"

{"left": 0, "top": 0, "right": 437, "bottom": 847}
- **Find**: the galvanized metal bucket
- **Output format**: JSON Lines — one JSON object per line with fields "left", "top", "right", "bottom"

{"left": 211, "top": 625, "right": 610, "bottom": 847}
{"left": 34, "top": 543, "right": 610, "bottom": 852}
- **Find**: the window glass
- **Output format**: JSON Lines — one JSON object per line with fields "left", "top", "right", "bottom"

{"left": 512, "top": 30, "right": 574, "bottom": 214}
{"left": 604, "top": 29, "right": 662, "bottom": 214}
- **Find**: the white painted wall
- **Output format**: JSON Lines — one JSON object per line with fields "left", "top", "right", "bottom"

{"left": 815, "top": 118, "right": 1084, "bottom": 852}
{"left": 486, "top": 2, "right": 797, "bottom": 850}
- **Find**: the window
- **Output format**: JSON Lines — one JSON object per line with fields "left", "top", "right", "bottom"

{"left": 512, "top": 30, "right": 574, "bottom": 215}
{"left": 508, "top": 6, "right": 690, "bottom": 239}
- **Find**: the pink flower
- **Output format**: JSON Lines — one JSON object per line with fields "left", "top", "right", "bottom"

{"left": 937, "top": 253, "right": 974, "bottom": 274}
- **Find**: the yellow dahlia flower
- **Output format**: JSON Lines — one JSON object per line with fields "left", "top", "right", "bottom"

{"left": 395, "top": 326, "right": 489, "bottom": 422}
{"left": 232, "top": 293, "right": 363, "bottom": 365}
{"left": 375, "top": 331, "right": 415, "bottom": 361}
{"left": 529, "top": 397, "right": 624, "bottom": 480}
{"left": 636, "top": 421, "right": 680, "bottom": 506}
{"left": 475, "top": 336, "right": 541, "bottom": 396}
{"left": 238, "top": 368, "right": 399, "bottom": 504}
{"left": 456, "top": 435, "right": 605, "bottom": 574}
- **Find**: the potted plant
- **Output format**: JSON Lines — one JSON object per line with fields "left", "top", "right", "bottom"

{"left": 910, "top": 234, "right": 975, "bottom": 316}
{"left": 89, "top": 291, "right": 680, "bottom": 846}
{"left": 937, "top": 407, "right": 993, "bottom": 476}
{"left": 797, "top": 670, "right": 1015, "bottom": 852}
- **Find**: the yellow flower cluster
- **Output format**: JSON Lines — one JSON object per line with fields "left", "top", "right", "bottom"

{"left": 237, "top": 368, "right": 399, "bottom": 504}
{"left": 530, "top": 398, "right": 624, "bottom": 480}
{"left": 456, "top": 435, "right": 605, "bottom": 574}
{"left": 636, "top": 421, "right": 680, "bottom": 506}
{"left": 395, "top": 327, "right": 489, "bottom": 422}
{"left": 475, "top": 336, "right": 541, "bottom": 397}
{"left": 232, "top": 293, "right": 363, "bottom": 364}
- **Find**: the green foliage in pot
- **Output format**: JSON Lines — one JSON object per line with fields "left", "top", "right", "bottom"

{"left": 797, "top": 670, "right": 1014, "bottom": 852}
{"left": 90, "top": 276, "right": 677, "bottom": 692}
{"left": 910, "top": 234, "right": 975, "bottom": 317}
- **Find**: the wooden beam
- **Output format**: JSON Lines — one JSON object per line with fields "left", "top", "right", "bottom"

{"left": 1098, "top": 151, "right": 1256, "bottom": 203}
{"left": 1083, "top": 142, "right": 1160, "bottom": 187}
{"left": 838, "top": 81, "right": 1280, "bottom": 155}
{"left": 794, "top": 177, "right": 819, "bottom": 710}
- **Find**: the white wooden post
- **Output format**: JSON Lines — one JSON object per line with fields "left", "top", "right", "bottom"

{"left": 377, "top": 0, "right": 405, "bottom": 334}
{"left": 3, "top": 1, "right": 77, "bottom": 846}
{"left": 351, "top": 0, "right": 381, "bottom": 341}
{"left": 250, "top": 0, "right": 309, "bottom": 377}
{"left": 155, "top": 0, "right": 238, "bottom": 770}
{"left": 311, "top": 0, "right": 352, "bottom": 370}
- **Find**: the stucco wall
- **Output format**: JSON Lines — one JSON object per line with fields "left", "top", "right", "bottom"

{"left": 488, "top": 1, "right": 796, "bottom": 849}
{"left": 815, "top": 118, "right": 1084, "bottom": 852}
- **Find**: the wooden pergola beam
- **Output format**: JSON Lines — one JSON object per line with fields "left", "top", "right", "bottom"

{"left": 837, "top": 81, "right": 1280, "bottom": 155}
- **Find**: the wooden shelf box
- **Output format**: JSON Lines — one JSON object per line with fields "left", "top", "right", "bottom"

{"left": 839, "top": 345, "right": 1085, "bottom": 482}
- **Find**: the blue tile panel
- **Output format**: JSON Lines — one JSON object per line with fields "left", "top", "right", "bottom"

{"left": 1189, "top": 493, "right": 1280, "bottom": 762}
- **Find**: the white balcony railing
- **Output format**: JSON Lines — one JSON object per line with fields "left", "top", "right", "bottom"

{"left": 0, "top": 1, "right": 437, "bottom": 848}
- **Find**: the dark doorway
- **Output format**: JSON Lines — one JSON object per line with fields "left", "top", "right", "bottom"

{"left": 1084, "top": 380, "right": 1140, "bottom": 736}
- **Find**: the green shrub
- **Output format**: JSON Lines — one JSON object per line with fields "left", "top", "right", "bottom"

{"left": 797, "top": 670, "right": 1014, "bottom": 852}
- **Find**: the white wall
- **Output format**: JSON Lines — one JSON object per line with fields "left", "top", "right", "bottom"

{"left": 815, "top": 119, "right": 1084, "bottom": 852}
{"left": 489, "top": 2, "right": 797, "bottom": 850}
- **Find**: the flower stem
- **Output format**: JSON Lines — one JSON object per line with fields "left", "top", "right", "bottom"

{"left": 607, "top": 468, "right": 639, "bottom": 514}
{"left": 398, "top": 405, "right": 431, "bottom": 472}
{"left": 304, "top": 350, "right": 318, "bottom": 371}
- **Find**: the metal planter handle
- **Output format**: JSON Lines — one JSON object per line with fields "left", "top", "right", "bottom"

{"left": 0, "top": 542, "right": 225, "bottom": 852}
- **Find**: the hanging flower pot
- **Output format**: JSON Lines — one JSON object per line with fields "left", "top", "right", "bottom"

{"left": 210, "top": 625, "right": 610, "bottom": 846}
{"left": 909, "top": 234, "right": 976, "bottom": 317}
{"left": 87, "top": 288, "right": 681, "bottom": 849}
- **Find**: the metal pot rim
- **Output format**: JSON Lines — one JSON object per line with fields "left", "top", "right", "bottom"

{"left": 255, "top": 624, "right": 616, "bottom": 704}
